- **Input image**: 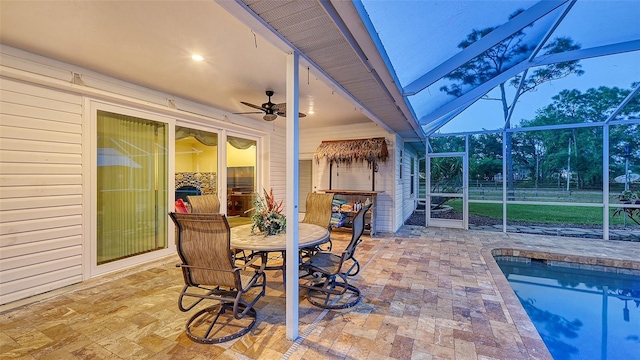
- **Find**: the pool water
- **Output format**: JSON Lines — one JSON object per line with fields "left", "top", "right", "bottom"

{"left": 495, "top": 256, "right": 640, "bottom": 360}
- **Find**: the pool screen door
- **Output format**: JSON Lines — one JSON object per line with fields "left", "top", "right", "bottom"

{"left": 427, "top": 153, "right": 467, "bottom": 229}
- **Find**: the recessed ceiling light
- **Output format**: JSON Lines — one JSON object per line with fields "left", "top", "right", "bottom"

{"left": 308, "top": 110, "right": 315, "bottom": 115}
{"left": 191, "top": 54, "right": 204, "bottom": 62}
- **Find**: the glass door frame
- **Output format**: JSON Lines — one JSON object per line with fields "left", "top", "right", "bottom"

{"left": 88, "top": 100, "right": 176, "bottom": 277}
{"left": 426, "top": 151, "right": 468, "bottom": 229}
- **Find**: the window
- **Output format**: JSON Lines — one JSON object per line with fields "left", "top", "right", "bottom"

{"left": 410, "top": 157, "right": 415, "bottom": 195}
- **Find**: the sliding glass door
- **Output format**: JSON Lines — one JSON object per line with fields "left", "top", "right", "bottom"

{"left": 96, "top": 110, "right": 168, "bottom": 265}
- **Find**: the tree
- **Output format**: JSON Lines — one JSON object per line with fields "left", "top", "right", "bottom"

{"left": 440, "top": 10, "right": 584, "bottom": 198}
{"left": 427, "top": 135, "right": 465, "bottom": 153}
{"left": 520, "top": 85, "right": 640, "bottom": 189}
{"left": 469, "top": 133, "right": 503, "bottom": 181}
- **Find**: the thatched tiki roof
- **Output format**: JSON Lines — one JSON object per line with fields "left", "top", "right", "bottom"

{"left": 313, "top": 137, "right": 389, "bottom": 166}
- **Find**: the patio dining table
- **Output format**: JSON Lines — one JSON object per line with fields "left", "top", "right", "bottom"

{"left": 230, "top": 223, "right": 330, "bottom": 280}
{"left": 230, "top": 223, "right": 330, "bottom": 252}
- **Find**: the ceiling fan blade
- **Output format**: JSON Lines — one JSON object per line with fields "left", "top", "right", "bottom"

{"left": 274, "top": 103, "right": 306, "bottom": 117}
{"left": 241, "top": 101, "right": 267, "bottom": 111}
{"left": 233, "top": 111, "right": 264, "bottom": 115}
{"left": 276, "top": 112, "right": 307, "bottom": 118}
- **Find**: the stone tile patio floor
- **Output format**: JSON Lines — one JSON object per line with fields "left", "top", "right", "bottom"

{"left": 2, "top": 226, "right": 640, "bottom": 359}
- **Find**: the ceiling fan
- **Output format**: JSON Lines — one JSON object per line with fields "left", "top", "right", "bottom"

{"left": 236, "top": 90, "right": 306, "bottom": 121}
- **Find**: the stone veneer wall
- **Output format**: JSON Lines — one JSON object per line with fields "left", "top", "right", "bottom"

{"left": 175, "top": 172, "right": 217, "bottom": 194}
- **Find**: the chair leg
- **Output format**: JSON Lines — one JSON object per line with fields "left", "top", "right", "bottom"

{"left": 305, "top": 276, "right": 361, "bottom": 309}
{"left": 346, "top": 259, "right": 360, "bottom": 277}
{"left": 185, "top": 302, "right": 257, "bottom": 344}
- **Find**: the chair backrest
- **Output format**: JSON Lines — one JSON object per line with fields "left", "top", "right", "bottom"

{"left": 169, "top": 212, "right": 237, "bottom": 288}
{"left": 301, "top": 192, "right": 334, "bottom": 229}
{"left": 187, "top": 194, "right": 220, "bottom": 213}
{"left": 343, "top": 203, "right": 372, "bottom": 260}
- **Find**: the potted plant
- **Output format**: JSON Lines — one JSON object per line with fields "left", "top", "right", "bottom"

{"left": 250, "top": 189, "right": 286, "bottom": 236}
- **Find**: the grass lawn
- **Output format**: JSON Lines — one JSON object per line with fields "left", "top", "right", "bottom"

{"left": 447, "top": 200, "right": 632, "bottom": 226}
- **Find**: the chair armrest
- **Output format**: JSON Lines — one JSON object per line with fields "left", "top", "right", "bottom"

{"left": 179, "top": 263, "right": 236, "bottom": 273}
{"left": 234, "top": 253, "right": 266, "bottom": 272}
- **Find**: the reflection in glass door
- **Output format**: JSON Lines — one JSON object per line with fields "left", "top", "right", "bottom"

{"left": 427, "top": 153, "right": 467, "bottom": 229}
{"left": 227, "top": 136, "right": 257, "bottom": 220}
{"left": 174, "top": 126, "right": 218, "bottom": 210}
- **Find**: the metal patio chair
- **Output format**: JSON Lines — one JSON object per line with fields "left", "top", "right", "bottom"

{"left": 300, "top": 192, "right": 334, "bottom": 255}
{"left": 169, "top": 212, "right": 266, "bottom": 344}
{"left": 187, "top": 194, "right": 220, "bottom": 213}
{"left": 299, "top": 203, "right": 371, "bottom": 309}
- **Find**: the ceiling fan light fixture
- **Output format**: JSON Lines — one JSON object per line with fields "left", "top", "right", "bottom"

{"left": 238, "top": 90, "right": 306, "bottom": 122}
{"left": 263, "top": 113, "right": 278, "bottom": 121}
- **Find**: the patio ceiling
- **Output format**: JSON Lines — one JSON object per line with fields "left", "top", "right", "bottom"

{"left": 0, "top": 1, "right": 375, "bottom": 133}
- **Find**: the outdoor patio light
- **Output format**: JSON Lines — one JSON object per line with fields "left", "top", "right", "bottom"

{"left": 263, "top": 113, "right": 278, "bottom": 121}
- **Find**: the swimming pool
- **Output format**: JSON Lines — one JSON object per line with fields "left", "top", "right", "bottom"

{"left": 495, "top": 256, "right": 640, "bottom": 360}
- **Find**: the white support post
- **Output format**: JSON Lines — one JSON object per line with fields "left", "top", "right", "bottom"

{"left": 285, "top": 51, "right": 300, "bottom": 340}
{"left": 603, "top": 124, "right": 609, "bottom": 240}
{"left": 502, "top": 130, "right": 507, "bottom": 232}
{"left": 463, "top": 135, "right": 469, "bottom": 230}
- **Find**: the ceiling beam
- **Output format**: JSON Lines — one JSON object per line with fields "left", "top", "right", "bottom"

{"left": 402, "top": 0, "right": 569, "bottom": 96}
{"left": 418, "top": 60, "right": 530, "bottom": 125}
{"left": 534, "top": 39, "right": 640, "bottom": 66}
{"left": 605, "top": 83, "right": 640, "bottom": 124}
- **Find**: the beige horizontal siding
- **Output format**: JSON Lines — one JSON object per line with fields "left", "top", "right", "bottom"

{"left": 0, "top": 78, "right": 83, "bottom": 305}
{"left": 0, "top": 235, "right": 81, "bottom": 259}
{"left": 0, "top": 264, "right": 83, "bottom": 304}
{"left": 1, "top": 226, "right": 82, "bottom": 248}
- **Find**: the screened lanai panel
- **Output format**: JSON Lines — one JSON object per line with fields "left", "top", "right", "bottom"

{"left": 510, "top": 51, "right": 640, "bottom": 128}
{"left": 613, "top": 88, "right": 640, "bottom": 122}
{"left": 506, "top": 203, "right": 604, "bottom": 237}
{"left": 545, "top": 0, "right": 640, "bottom": 51}
{"left": 608, "top": 122, "right": 640, "bottom": 241}
{"left": 408, "top": 9, "right": 561, "bottom": 121}
{"left": 608, "top": 210, "right": 639, "bottom": 241}
{"left": 435, "top": 87, "right": 513, "bottom": 134}
{"left": 432, "top": 64, "right": 533, "bottom": 134}
{"left": 468, "top": 133, "right": 503, "bottom": 201}
{"left": 510, "top": 127, "right": 603, "bottom": 203}
{"left": 437, "top": 51, "right": 640, "bottom": 135}
{"left": 359, "top": 0, "right": 538, "bottom": 86}
{"left": 427, "top": 135, "right": 465, "bottom": 153}
{"left": 608, "top": 123, "right": 640, "bottom": 201}
{"left": 408, "top": 9, "right": 561, "bottom": 122}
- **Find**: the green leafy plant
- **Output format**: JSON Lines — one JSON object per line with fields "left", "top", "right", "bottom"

{"left": 250, "top": 189, "right": 286, "bottom": 236}
{"left": 613, "top": 188, "right": 640, "bottom": 225}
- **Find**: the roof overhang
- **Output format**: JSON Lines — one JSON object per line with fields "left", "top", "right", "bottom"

{"left": 218, "top": 0, "right": 425, "bottom": 140}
